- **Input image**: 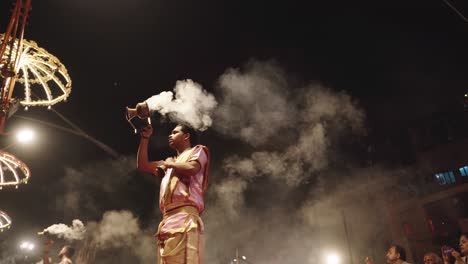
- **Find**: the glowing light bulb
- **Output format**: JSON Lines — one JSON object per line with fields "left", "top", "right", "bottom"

{"left": 324, "top": 252, "right": 341, "bottom": 264}
{"left": 16, "top": 129, "right": 35, "bottom": 144}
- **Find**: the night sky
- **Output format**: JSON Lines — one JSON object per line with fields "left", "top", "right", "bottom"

{"left": 1, "top": 0, "right": 468, "bottom": 263}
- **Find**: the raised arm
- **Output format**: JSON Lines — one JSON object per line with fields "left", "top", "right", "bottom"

{"left": 137, "top": 125, "right": 164, "bottom": 176}
{"left": 451, "top": 250, "right": 465, "bottom": 264}
{"left": 42, "top": 239, "right": 53, "bottom": 264}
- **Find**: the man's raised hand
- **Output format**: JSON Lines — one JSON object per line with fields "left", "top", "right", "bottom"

{"left": 140, "top": 124, "right": 153, "bottom": 139}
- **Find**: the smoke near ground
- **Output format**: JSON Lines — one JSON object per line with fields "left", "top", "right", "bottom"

{"left": 204, "top": 165, "right": 415, "bottom": 264}
{"left": 74, "top": 210, "right": 156, "bottom": 264}
{"left": 145, "top": 79, "right": 218, "bottom": 131}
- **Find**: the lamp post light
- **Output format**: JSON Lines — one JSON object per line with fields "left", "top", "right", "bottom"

{"left": 1, "top": 127, "right": 36, "bottom": 151}
{"left": 324, "top": 252, "right": 341, "bottom": 264}
{"left": 19, "top": 241, "right": 35, "bottom": 263}
{"left": 20, "top": 241, "right": 35, "bottom": 251}
{"left": 241, "top": 255, "right": 254, "bottom": 264}
{"left": 231, "top": 250, "right": 254, "bottom": 264}
{"left": 15, "top": 128, "right": 35, "bottom": 144}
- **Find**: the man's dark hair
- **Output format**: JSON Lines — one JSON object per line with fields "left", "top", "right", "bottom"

{"left": 64, "top": 246, "right": 75, "bottom": 258}
{"left": 177, "top": 124, "right": 199, "bottom": 146}
{"left": 391, "top": 244, "right": 406, "bottom": 261}
{"left": 461, "top": 232, "right": 468, "bottom": 240}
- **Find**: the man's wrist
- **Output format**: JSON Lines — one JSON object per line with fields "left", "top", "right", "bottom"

{"left": 156, "top": 165, "right": 166, "bottom": 176}
{"left": 140, "top": 135, "right": 150, "bottom": 139}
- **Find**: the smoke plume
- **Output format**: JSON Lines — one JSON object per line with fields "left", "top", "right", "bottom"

{"left": 0, "top": 60, "right": 417, "bottom": 264}
{"left": 215, "top": 60, "right": 365, "bottom": 187}
{"left": 215, "top": 61, "right": 293, "bottom": 146}
{"left": 201, "top": 60, "right": 390, "bottom": 263}
{"left": 41, "top": 219, "right": 86, "bottom": 241}
{"left": 203, "top": 165, "right": 417, "bottom": 264}
{"left": 145, "top": 79, "right": 217, "bottom": 131}
{"left": 74, "top": 210, "right": 156, "bottom": 264}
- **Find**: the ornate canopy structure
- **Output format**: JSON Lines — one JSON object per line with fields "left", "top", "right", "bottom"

{"left": 0, "top": 151, "right": 31, "bottom": 189}
{"left": 0, "top": 210, "right": 12, "bottom": 232}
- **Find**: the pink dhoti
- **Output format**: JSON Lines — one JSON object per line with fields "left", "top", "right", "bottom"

{"left": 156, "top": 206, "right": 205, "bottom": 264}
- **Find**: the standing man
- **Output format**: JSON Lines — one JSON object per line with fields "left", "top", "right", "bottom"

{"left": 385, "top": 245, "right": 411, "bottom": 264}
{"left": 42, "top": 239, "right": 75, "bottom": 264}
{"left": 365, "top": 245, "right": 412, "bottom": 264}
{"left": 137, "top": 123, "right": 210, "bottom": 264}
{"left": 443, "top": 232, "right": 468, "bottom": 264}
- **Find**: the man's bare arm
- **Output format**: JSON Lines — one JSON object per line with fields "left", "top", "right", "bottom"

{"left": 42, "top": 239, "right": 53, "bottom": 264}
{"left": 136, "top": 125, "right": 164, "bottom": 176}
{"left": 42, "top": 254, "right": 51, "bottom": 264}
{"left": 164, "top": 160, "right": 201, "bottom": 177}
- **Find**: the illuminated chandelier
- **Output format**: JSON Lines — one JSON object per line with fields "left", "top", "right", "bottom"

{"left": 0, "top": 33, "right": 72, "bottom": 108}
{"left": 0, "top": 151, "right": 30, "bottom": 189}
{"left": 0, "top": 0, "right": 72, "bottom": 190}
{"left": 0, "top": 210, "right": 12, "bottom": 231}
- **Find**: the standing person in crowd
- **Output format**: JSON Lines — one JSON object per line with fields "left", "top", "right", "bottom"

{"left": 386, "top": 244, "right": 412, "bottom": 264}
{"left": 365, "top": 244, "right": 412, "bottom": 264}
{"left": 42, "top": 239, "right": 75, "bottom": 264}
{"left": 443, "top": 233, "right": 468, "bottom": 264}
{"left": 424, "top": 252, "right": 443, "bottom": 264}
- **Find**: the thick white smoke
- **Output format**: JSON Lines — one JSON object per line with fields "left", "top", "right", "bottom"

{"left": 211, "top": 177, "right": 248, "bottom": 219}
{"left": 200, "top": 61, "right": 374, "bottom": 263}
{"left": 145, "top": 79, "right": 218, "bottom": 131}
{"left": 75, "top": 210, "right": 156, "bottom": 264}
{"left": 42, "top": 219, "right": 86, "bottom": 241}
{"left": 204, "top": 165, "right": 415, "bottom": 264}
{"left": 215, "top": 61, "right": 294, "bottom": 146}
{"left": 215, "top": 60, "right": 365, "bottom": 189}
{"left": 90, "top": 211, "right": 145, "bottom": 249}
{"left": 17, "top": 60, "right": 407, "bottom": 264}
{"left": 215, "top": 61, "right": 364, "bottom": 141}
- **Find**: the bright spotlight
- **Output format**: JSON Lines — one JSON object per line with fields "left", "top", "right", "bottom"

{"left": 242, "top": 256, "right": 247, "bottom": 260}
{"left": 325, "top": 252, "right": 341, "bottom": 264}
{"left": 19, "top": 241, "right": 35, "bottom": 251}
{"left": 16, "top": 129, "right": 35, "bottom": 144}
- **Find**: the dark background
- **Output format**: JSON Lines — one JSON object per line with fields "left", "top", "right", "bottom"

{"left": 1, "top": 0, "right": 468, "bottom": 261}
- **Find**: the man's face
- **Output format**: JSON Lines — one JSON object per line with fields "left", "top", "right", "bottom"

{"left": 168, "top": 126, "right": 187, "bottom": 148}
{"left": 460, "top": 235, "right": 468, "bottom": 255}
{"left": 58, "top": 246, "right": 67, "bottom": 257}
{"left": 423, "top": 255, "right": 434, "bottom": 264}
{"left": 386, "top": 247, "right": 399, "bottom": 263}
